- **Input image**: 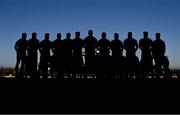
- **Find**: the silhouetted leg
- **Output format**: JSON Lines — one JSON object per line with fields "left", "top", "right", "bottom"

{"left": 20, "top": 56, "right": 26, "bottom": 78}
{"left": 15, "top": 59, "right": 20, "bottom": 76}
{"left": 163, "top": 56, "right": 171, "bottom": 80}
{"left": 31, "top": 60, "right": 39, "bottom": 80}
{"left": 15, "top": 55, "right": 22, "bottom": 79}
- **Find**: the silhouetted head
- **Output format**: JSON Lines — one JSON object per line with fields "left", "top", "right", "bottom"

{"left": 156, "top": 33, "right": 161, "bottom": 40}
{"left": 114, "top": 33, "right": 119, "bottom": 39}
{"left": 45, "top": 33, "right": 49, "bottom": 40}
{"left": 88, "top": 30, "right": 93, "bottom": 36}
{"left": 22, "top": 33, "right": 27, "bottom": 39}
{"left": 66, "top": 33, "right": 71, "bottom": 39}
{"left": 143, "top": 31, "right": 148, "bottom": 38}
{"left": 75, "top": 32, "right": 80, "bottom": 38}
{"left": 102, "top": 32, "right": 106, "bottom": 38}
{"left": 128, "top": 32, "right": 133, "bottom": 38}
{"left": 32, "top": 32, "right": 37, "bottom": 39}
{"left": 57, "top": 33, "right": 61, "bottom": 39}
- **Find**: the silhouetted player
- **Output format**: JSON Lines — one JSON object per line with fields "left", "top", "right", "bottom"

{"left": 84, "top": 30, "right": 97, "bottom": 77}
{"left": 110, "top": 33, "right": 125, "bottom": 78}
{"left": 72, "top": 32, "right": 84, "bottom": 78}
{"left": 152, "top": 33, "right": 167, "bottom": 78}
{"left": 139, "top": 32, "right": 153, "bottom": 78}
{"left": 97, "top": 32, "right": 110, "bottom": 79}
{"left": 124, "top": 32, "right": 139, "bottom": 78}
{"left": 52, "top": 33, "right": 64, "bottom": 78}
{"left": 14, "top": 33, "right": 27, "bottom": 78}
{"left": 27, "top": 32, "right": 39, "bottom": 79}
{"left": 39, "top": 33, "right": 52, "bottom": 79}
{"left": 63, "top": 33, "right": 73, "bottom": 77}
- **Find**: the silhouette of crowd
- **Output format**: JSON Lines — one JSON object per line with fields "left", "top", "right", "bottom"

{"left": 14, "top": 30, "right": 171, "bottom": 80}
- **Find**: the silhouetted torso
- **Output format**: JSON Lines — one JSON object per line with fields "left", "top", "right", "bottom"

{"left": 84, "top": 36, "right": 97, "bottom": 57}
{"left": 52, "top": 38, "right": 63, "bottom": 57}
{"left": 110, "top": 38, "right": 123, "bottom": 57}
{"left": 139, "top": 37, "right": 153, "bottom": 58}
{"left": 98, "top": 38, "right": 110, "bottom": 56}
{"left": 15, "top": 38, "right": 27, "bottom": 57}
{"left": 27, "top": 38, "right": 39, "bottom": 58}
{"left": 152, "top": 38, "right": 165, "bottom": 58}
{"left": 124, "top": 37, "right": 138, "bottom": 57}
{"left": 39, "top": 39, "right": 52, "bottom": 58}
{"left": 63, "top": 38, "right": 73, "bottom": 58}
{"left": 73, "top": 37, "right": 83, "bottom": 57}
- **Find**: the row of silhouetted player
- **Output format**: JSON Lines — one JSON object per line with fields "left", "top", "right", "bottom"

{"left": 14, "top": 30, "right": 171, "bottom": 80}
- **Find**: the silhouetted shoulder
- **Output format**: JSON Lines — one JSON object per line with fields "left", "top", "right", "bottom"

{"left": 111, "top": 39, "right": 123, "bottom": 48}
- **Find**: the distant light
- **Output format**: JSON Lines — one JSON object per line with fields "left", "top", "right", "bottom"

{"left": 147, "top": 76, "right": 152, "bottom": 79}
{"left": 4, "top": 74, "right": 15, "bottom": 78}
{"left": 172, "top": 74, "right": 178, "bottom": 79}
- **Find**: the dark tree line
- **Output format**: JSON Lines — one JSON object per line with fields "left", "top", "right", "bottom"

{"left": 14, "top": 30, "right": 170, "bottom": 80}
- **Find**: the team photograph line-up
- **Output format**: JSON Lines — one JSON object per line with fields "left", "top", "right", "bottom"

{"left": 14, "top": 30, "right": 170, "bottom": 80}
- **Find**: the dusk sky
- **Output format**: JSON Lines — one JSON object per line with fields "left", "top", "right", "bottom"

{"left": 0, "top": 0, "right": 180, "bottom": 69}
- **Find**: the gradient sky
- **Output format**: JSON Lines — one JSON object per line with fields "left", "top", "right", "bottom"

{"left": 0, "top": 0, "right": 180, "bottom": 69}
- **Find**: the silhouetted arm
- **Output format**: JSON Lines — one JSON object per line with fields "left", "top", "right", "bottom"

{"left": 123, "top": 40, "right": 128, "bottom": 51}
{"left": 52, "top": 47, "right": 55, "bottom": 54}
{"left": 139, "top": 40, "right": 142, "bottom": 50}
{"left": 108, "top": 40, "right": 111, "bottom": 50}
{"left": 120, "top": 41, "right": 124, "bottom": 52}
{"left": 83, "top": 38, "right": 86, "bottom": 49}
{"left": 163, "top": 41, "right": 166, "bottom": 55}
{"left": 51, "top": 41, "right": 55, "bottom": 54}
{"left": 109, "top": 41, "right": 112, "bottom": 50}
{"left": 97, "top": 40, "right": 100, "bottom": 51}
{"left": 38, "top": 41, "right": 42, "bottom": 53}
{"left": 26, "top": 41, "right": 29, "bottom": 52}
{"left": 94, "top": 38, "right": 98, "bottom": 49}
{"left": 14, "top": 41, "right": 18, "bottom": 51}
{"left": 135, "top": 41, "right": 138, "bottom": 51}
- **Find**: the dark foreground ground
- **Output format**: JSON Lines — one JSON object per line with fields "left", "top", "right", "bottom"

{"left": 0, "top": 77, "right": 180, "bottom": 114}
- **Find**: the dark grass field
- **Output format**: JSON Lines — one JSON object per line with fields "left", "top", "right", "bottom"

{"left": 0, "top": 67, "right": 180, "bottom": 114}
{"left": 0, "top": 77, "right": 180, "bottom": 114}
